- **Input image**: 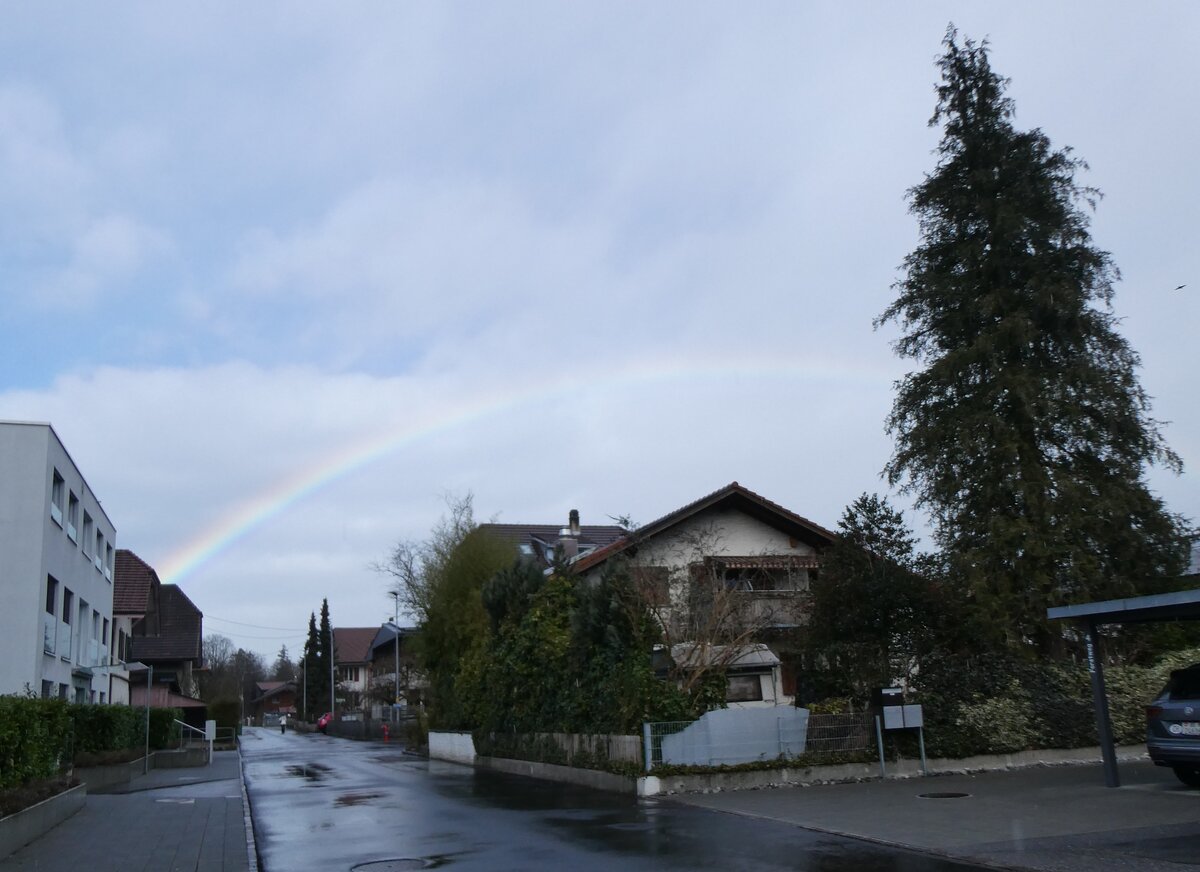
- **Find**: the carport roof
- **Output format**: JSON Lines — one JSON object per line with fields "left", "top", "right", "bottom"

{"left": 1047, "top": 587, "right": 1200, "bottom": 625}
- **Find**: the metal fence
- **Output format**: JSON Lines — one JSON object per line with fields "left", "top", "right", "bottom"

{"left": 644, "top": 710, "right": 877, "bottom": 772}
{"left": 803, "top": 712, "right": 875, "bottom": 757}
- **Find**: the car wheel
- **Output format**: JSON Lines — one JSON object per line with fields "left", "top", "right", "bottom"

{"left": 1172, "top": 766, "right": 1200, "bottom": 788}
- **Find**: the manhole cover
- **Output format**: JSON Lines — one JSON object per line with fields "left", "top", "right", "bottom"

{"left": 351, "top": 860, "right": 445, "bottom": 871}
{"left": 917, "top": 791, "right": 971, "bottom": 799}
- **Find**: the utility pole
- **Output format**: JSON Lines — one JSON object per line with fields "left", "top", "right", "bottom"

{"left": 390, "top": 591, "right": 401, "bottom": 706}
{"left": 329, "top": 622, "right": 336, "bottom": 717}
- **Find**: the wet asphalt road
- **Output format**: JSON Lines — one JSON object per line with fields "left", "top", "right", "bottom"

{"left": 241, "top": 727, "right": 987, "bottom": 872}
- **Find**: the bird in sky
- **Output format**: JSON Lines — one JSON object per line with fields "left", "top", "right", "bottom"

{"left": 1175, "top": 284, "right": 1187, "bottom": 290}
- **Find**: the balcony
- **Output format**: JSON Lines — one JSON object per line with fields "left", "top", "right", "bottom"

{"left": 42, "top": 614, "right": 57, "bottom": 655}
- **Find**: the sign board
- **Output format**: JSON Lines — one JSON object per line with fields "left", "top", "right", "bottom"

{"left": 882, "top": 704, "right": 924, "bottom": 730}
{"left": 205, "top": 719, "right": 216, "bottom": 741}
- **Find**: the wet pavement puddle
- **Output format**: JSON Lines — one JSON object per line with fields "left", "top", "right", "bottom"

{"left": 285, "top": 762, "right": 333, "bottom": 782}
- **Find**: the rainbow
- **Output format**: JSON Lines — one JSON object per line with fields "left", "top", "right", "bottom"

{"left": 157, "top": 352, "right": 896, "bottom": 585}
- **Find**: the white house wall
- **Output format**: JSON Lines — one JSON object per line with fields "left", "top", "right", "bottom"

{"left": 0, "top": 422, "right": 117, "bottom": 701}
{"left": 632, "top": 506, "right": 818, "bottom": 568}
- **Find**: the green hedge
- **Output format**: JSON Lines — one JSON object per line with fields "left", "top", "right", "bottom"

{"left": 912, "top": 646, "right": 1200, "bottom": 758}
{"left": 147, "top": 707, "right": 182, "bottom": 750}
{"left": 208, "top": 699, "right": 240, "bottom": 732}
{"left": 1, "top": 697, "right": 187, "bottom": 790}
{"left": 70, "top": 704, "right": 141, "bottom": 753}
{"left": 0, "top": 697, "right": 72, "bottom": 790}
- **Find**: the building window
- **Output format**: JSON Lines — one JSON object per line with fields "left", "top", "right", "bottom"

{"left": 62, "top": 588, "right": 73, "bottom": 624}
{"left": 41, "top": 680, "right": 54, "bottom": 699}
{"left": 99, "top": 692, "right": 106, "bottom": 704}
{"left": 712, "top": 556, "right": 817, "bottom": 593}
{"left": 726, "top": 675, "right": 764, "bottom": 703}
{"left": 82, "top": 512, "right": 94, "bottom": 558}
{"left": 67, "top": 492, "right": 79, "bottom": 542}
{"left": 105, "top": 544, "right": 114, "bottom": 580}
{"left": 58, "top": 684, "right": 69, "bottom": 700}
{"left": 102, "top": 618, "right": 109, "bottom": 646}
{"left": 94, "top": 531, "right": 104, "bottom": 571}
{"left": 50, "top": 470, "right": 65, "bottom": 526}
{"left": 45, "top": 576, "right": 58, "bottom": 615}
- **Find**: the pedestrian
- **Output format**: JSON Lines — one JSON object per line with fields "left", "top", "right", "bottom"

{"left": 280, "top": 714, "right": 287, "bottom": 734}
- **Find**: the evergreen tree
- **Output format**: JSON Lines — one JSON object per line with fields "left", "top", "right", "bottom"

{"left": 301, "top": 612, "right": 326, "bottom": 720}
{"left": 271, "top": 644, "right": 294, "bottom": 682}
{"left": 319, "top": 599, "right": 334, "bottom": 712}
{"left": 878, "top": 28, "right": 1189, "bottom": 652}
{"left": 806, "top": 494, "right": 943, "bottom": 700}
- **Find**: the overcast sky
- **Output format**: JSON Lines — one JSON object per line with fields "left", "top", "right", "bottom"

{"left": 3, "top": 4, "right": 1197, "bottom": 662}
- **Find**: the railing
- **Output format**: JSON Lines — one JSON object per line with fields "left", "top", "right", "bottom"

{"left": 173, "top": 719, "right": 212, "bottom": 765}
{"left": 42, "top": 613, "right": 57, "bottom": 655}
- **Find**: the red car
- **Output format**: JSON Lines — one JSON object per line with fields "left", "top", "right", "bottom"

{"left": 316, "top": 712, "right": 333, "bottom": 733}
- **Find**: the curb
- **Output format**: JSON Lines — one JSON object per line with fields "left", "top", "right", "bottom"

{"left": 238, "top": 748, "right": 259, "bottom": 872}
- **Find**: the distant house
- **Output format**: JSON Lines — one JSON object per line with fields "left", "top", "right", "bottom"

{"left": 114, "top": 550, "right": 206, "bottom": 727}
{"left": 367, "top": 623, "right": 423, "bottom": 711}
{"left": 251, "top": 680, "right": 298, "bottom": 724}
{"left": 478, "top": 510, "right": 627, "bottom": 568}
{"left": 333, "top": 627, "right": 379, "bottom": 713}
{"left": 572, "top": 482, "right": 837, "bottom": 704}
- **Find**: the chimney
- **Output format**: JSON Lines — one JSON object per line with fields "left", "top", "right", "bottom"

{"left": 558, "top": 509, "right": 581, "bottom": 561}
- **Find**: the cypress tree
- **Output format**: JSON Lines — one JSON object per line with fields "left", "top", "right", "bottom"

{"left": 319, "top": 599, "right": 334, "bottom": 711}
{"left": 878, "top": 28, "right": 1189, "bottom": 652}
{"left": 302, "top": 612, "right": 326, "bottom": 720}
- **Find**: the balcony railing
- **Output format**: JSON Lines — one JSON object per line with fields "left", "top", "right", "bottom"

{"left": 42, "top": 614, "right": 57, "bottom": 655}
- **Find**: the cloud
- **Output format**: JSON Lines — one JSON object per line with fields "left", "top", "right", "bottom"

{"left": 0, "top": 83, "right": 172, "bottom": 312}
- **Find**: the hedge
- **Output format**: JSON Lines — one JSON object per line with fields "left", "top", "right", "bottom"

{"left": 1, "top": 697, "right": 187, "bottom": 791}
{"left": 0, "top": 697, "right": 72, "bottom": 790}
{"left": 913, "top": 646, "right": 1200, "bottom": 758}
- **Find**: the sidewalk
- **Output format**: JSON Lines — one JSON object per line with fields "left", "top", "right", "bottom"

{"left": 0, "top": 750, "right": 253, "bottom": 872}
{"left": 673, "top": 759, "right": 1200, "bottom": 871}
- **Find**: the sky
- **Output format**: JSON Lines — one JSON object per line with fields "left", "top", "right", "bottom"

{"left": 2, "top": 3, "right": 1197, "bottom": 663}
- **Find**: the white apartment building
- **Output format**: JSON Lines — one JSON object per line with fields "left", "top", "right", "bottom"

{"left": 0, "top": 421, "right": 121, "bottom": 702}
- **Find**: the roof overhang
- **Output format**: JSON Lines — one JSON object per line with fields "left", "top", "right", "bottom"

{"left": 1047, "top": 588, "right": 1200, "bottom": 625}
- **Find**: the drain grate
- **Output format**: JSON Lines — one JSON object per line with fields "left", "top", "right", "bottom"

{"left": 917, "top": 791, "right": 971, "bottom": 799}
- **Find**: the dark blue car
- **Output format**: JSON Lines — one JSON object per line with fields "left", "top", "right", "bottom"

{"left": 1146, "top": 664, "right": 1200, "bottom": 788}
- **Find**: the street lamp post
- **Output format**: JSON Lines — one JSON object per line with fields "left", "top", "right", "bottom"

{"left": 390, "top": 592, "right": 401, "bottom": 705}
{"left": 329, "top": 622, "right": 336, "bottom": 717}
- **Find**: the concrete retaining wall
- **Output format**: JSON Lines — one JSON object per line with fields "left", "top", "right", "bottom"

{"left": 75, "top": 758, "right": 146, "bottom": 793}
{"left": 0, "top": 784, "right": 86, "bottom": 861}
{"left": 428, "top": 731, "right": 477, "bottom": 764}
{"left": 638, "top": 744, "right": 1149, "bottom": 796}
{"left": 150, "top": 748, "right": 209, "bottom": 769}
{"left": 476, "top": 756, "right": 636, "bottom": 794}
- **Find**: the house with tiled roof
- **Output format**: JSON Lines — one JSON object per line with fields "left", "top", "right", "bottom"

{"left": 572, "top": 482, "right": 838, "bottom": 705}
{"left": 114, "top": 549, "right": 206, "bottom": 725}
{"left": 478, "top": 511, "right": 627, "bottom": 568}
{"left": 251, "top": 679, "right": 298, "bottom": 724}
{"left": 333, "top": 626, "right": 379, "bottom": 712}
{"left": 367, "top": 623, "right": 424, "bottom": 710}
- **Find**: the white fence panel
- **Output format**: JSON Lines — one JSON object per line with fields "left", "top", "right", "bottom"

{"left": 660, "top": 707, "right": 810, "bottom": 767}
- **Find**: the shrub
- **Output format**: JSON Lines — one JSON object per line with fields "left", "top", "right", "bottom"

{"left": 147, "top": 708, "right": 182, "bottom": 750}
{"left": 208, "top": 699, "right": 240, "bottom": 732}
{"left": 953, "top": 682, "right": 1034, "bottom": 754}
{"left": 0, "top": 696, "right": 72, "bottom": 790}
{"left": 70, "top": 704, "right": 141, "bottom": 754}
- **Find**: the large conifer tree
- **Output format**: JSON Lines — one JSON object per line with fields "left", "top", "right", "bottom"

{"left": 301, "top": 611, "right": 326, "bottom": 720}
{"left": 878, "top": 29, "right": 1188, "bottom": 651}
